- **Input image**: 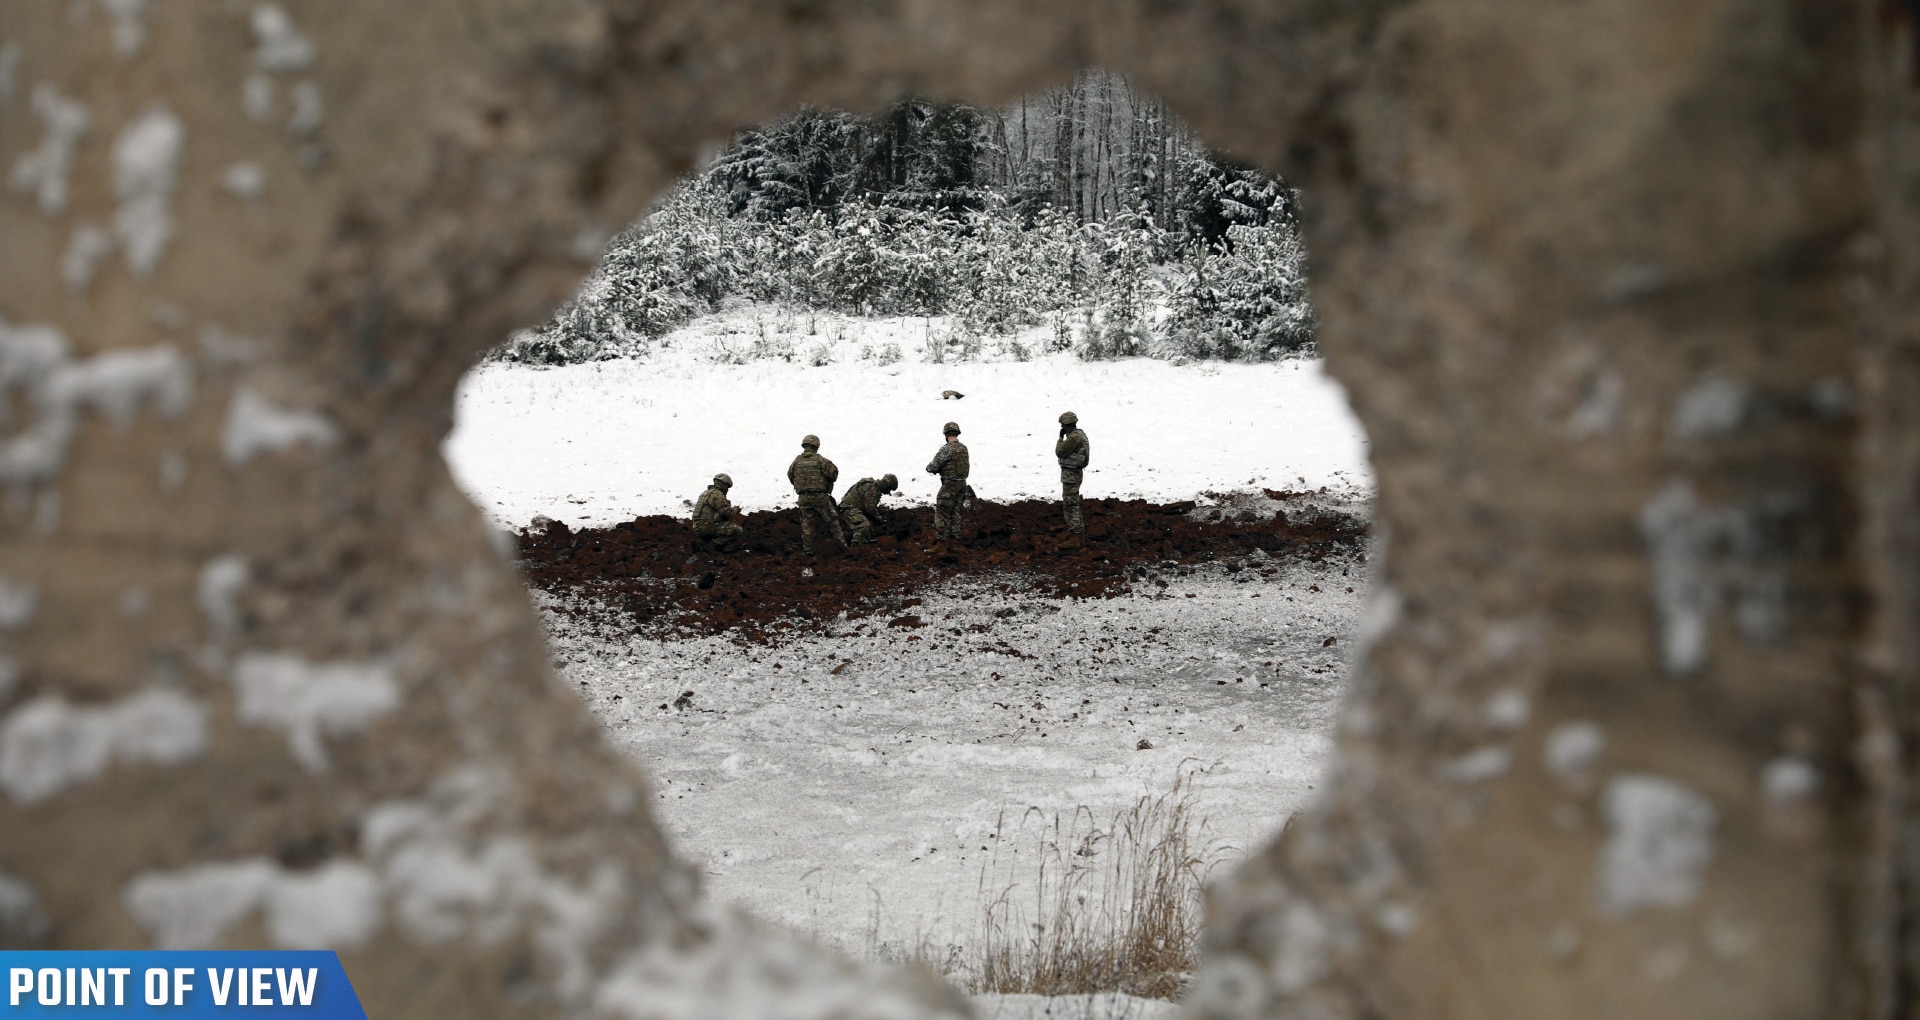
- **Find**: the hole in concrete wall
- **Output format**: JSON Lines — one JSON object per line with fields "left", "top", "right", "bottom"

{"left": 442, "top": 72, "right": 1374, "bottom": 1003}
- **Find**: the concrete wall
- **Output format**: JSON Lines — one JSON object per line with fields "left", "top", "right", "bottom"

{"left": 0, "top": 1, "right": 1912, "bottom": 1016}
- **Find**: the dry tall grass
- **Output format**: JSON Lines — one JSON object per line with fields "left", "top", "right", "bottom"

{"left": 969, "top": 768, "right": 1232, "bottom": 1001}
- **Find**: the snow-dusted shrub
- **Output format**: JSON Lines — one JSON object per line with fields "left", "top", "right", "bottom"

{"left": 750, "top": 333, "right": 796, "bottom": 362}
{"left": 491, "top": 328, "right": 593, "bottom": 366}
{"left": 1048, "top": 312, "right": 1075, "bottom": 354}
{"left": 702, "top": 335, "right": 748, "bottom": 365}
{"left": 1166, "top": 223, "right": 1315, "bottom": 360}
{"left": 807, "top": 343, "right": 833, "bottom": 366}
{"left": 1075, "top": 212, "right": 1166, "bottom": 361}
{"left": 812, "top": 206, "right": 956, "bottom": 317}
{"left": 488, "top": 161, "right": 1312, "bottom": 366}
{"left": 875, "top": 342, "right": 903, "bottom": 366}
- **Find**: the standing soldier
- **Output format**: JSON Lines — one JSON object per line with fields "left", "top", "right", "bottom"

{"left": 925, "top": 422, "right": 970, "bottom": 544}
{"left": 787, "top": 434, "right": 846, "bottom": 555}
{"left": 839, "top": 473, "right": 898, "bottom": 545}
{"left": 1055, "top": 411, "right": 1090, "bottom": 543}
{"left": 691, "top": 473, "right": 744, "bottom": 552}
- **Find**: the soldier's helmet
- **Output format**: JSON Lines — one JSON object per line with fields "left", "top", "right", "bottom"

{"left": 880, "top": 473, "right": 898, "bottom": 491}
{"left": 943, "top": 422, "right": 961, "bottom": 435}
{"left": 801, "top": 434, "right": 820, "bottom": 448}
{"left": 1059, "top": 411, "right": 1078, "bottom": 426}
{"left": 713, "top": 473, "right": 732, "bottom": 489}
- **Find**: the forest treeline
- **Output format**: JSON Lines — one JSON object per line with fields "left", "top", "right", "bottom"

{"left": 501, "top": 71, "right": 1314, "bottom": 366}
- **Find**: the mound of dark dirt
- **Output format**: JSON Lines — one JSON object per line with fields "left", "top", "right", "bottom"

{"left": 517, "top": 495, "right": 1367, "bottom": 641}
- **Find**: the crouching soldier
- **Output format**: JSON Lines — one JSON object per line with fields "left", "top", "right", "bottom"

{"left": 788, "top": 434, "right": 847, "bottom": 555}
{"left": 840, "top": 473, "right": 898, "bottom": 545}
{"left": 1055, "top": 411, "right": 1090, "bottom": 542}
{"left": 925, "top": 422, "right": 970, "bottom": 544}
{"left": 692, "top": 473, "right": 744, "bottom": 552}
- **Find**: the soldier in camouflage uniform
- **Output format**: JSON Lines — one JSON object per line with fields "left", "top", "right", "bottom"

{"left": 924, "top": 422, "right": 970, "bottom": 543}
{"left": 692, "top": 472, "right": 744, "bottom": 552}
{"left": 839, "top": 473, "right": 898, "bottom": 545}
{"left": 1055, "top": 411, "right": 1090, "bottom": 540}
{"left": 787, "top": 434, "right": 847, "bottom": 555}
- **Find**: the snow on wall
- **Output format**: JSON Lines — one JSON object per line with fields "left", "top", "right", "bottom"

{"left": 0, "top": 577, "right": 36, "bottom": 631}
{"left": 123, "top": 860, "right": 262, "bottom": 949}
{"left": 230, "top": 653, "right": 400, "bottom": 772}
{"left": 1639, "top": 476, "right": 1792, "bottom": 676}
{"left": 250, "top": 5, "right": 316, "bottom": 73}
{"left": 1597, "top": 773, "right": 1716, "bottom": 916}
{"left": 58, "top": 345, "right": 194, "bottom": 424}
{"left": 0, "top": 321, "right": 195, "bottom": 490}
{"left": 242, "top": 74, "right": 275, "bottom": 124}
{"left": 262, "top": 861, "right": 385, "bottom": 950}
{"left": 0, "top": 689, "right": 209, "bottom": 804}
{"left": 99, "top": 0, "right": 152, "bottom": 59}
{"left": 110, "top": 106, "right": 185, "bottom": 277}
{"left": 125, "top": 769, "right": 633, "bottom": 978}
{"left": 220, "top": 161, "right": 267, "bottom": 202}
{"left": 1544, "top": 721, "right": 1605, "bottom": 787}
{"left": 0, "top": 43, "right": 22, "bottom": 105}
{"left": 8, "top": 84, "right": 89, "bottom": 215}
{"left": 0, "top": 869, "right": 50, "bottom": 945}
{"left": 1760, "top": 757, "right": 1817, "bottom": 806}
{"left": 63, "top": 223, "right": 115, "bottom": 292}
{"left": 1638, "top": 482, "right": 1722, "bottom": 675}
{"left": 1439, "top": 745, "right": 1513, "bottom": 785}
{"left": 359, "top": 769, "right": 632, "bottom": 1000}
{"left": 221, "top": 389, "right": 337, "bottom": 466}
{"left": 197, "top": 555, "right": 248, "bottom": 636}
{"left": 1668, "top": 376, "right": 1749, "bottom": 442}
{"left": 286, "top": 80, "right": 322, "bottom": 137}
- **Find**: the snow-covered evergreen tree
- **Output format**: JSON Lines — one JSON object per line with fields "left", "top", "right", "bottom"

{"left": 494, "top": 76, "right": 1314, "bottom": 366}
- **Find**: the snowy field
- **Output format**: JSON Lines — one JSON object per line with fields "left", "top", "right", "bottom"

{"left": 444, "top": 305, "right": 1372, "bottom": 530}
{"left": 545, "top": 546, "right": 1368, "bottom": 999}
{"left": 445, "top": 310, "right": 1376, "bottom": 1013}
{"left": 546, "top": 549, "right": 1360, "bottom": 933}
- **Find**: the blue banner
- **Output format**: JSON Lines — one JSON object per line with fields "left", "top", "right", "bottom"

{"left": 0, "top": 953, "right": 365, "bottom": 1018}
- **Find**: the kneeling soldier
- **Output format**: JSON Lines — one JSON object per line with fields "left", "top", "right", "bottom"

{"left": 692, "top": 473, "right": 744, "bottom": 552}
{"left": 840, "top": 473, "right": 898, "bottom": 545}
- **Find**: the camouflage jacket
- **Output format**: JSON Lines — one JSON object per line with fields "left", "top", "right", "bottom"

{"left": 787, "top": 452, "right": 839, "bottom": 494}
{"left": 926, "top": 440, "right": 970, "bottom": 482}
{"left": 841, "top": 477, "right": 887, "bottom": 516}
{"left": 1055, "top": 428, "right": 1090, "bottom": 470}
{"left": 692, "top": 486, "right": 733, "bottom": 526}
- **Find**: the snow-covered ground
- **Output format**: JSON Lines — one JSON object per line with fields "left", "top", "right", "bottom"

{"left": 445, "top": 305, "right": 1372, "bottom": 530}
{"left": 445, "top": 310, "right": 1376, "bottom": 1014}
{"left": 544, "top": 548, "right": 1367, "bottom": 989}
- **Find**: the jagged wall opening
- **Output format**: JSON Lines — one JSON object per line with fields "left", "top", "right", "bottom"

{"left": 1, "top": 2, "right": 1915, "bottom": 1018}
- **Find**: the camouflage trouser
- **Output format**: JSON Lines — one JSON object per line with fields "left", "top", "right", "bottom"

{"left": 841, "top": 507, "right": 876, "bottom": 545}
{"left": 796, "top": 492, "right": 845, "bottom": 553}
{"left": 693, "top": 521, "right": 743, "bottom": 552}
{"left": 934, "top": 479, "right": 968, "bottom": 540}
{"left": 1061, "top": 467, "right": 1084, "bottom": 534}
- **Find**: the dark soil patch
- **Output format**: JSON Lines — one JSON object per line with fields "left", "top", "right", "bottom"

{"left": 518, "top": 495, "right": 1366, "bottom": 641}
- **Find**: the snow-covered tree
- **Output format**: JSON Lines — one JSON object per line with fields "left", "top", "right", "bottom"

{"left": 491, "top": 76, "right": 1316, "bottom": 366}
